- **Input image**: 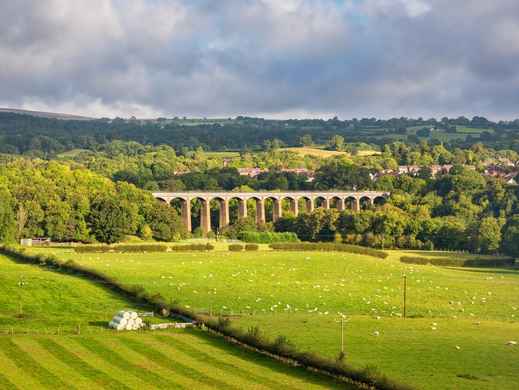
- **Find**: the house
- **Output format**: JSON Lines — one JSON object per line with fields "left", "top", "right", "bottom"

{"left": 237, "top": 168, "right": 268, "bottom": 177}
{"left": 504, "top": 172, "right": 518, "bottom": 186}
{"left": 372, "top": 165, "right": 454, "bottom": 181}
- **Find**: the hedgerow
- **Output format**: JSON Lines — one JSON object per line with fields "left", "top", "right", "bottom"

{"left": 400, "top": 256, "right": 515, "bottom": 267}
{"left": 228, "top": 244, "right": 244, "bottom": 252}
{"left": 74, "top": 243, "right": 214, "bottom": 253}
{"left": 0, "top": 245, "right": 410, "bottom": 390}
{"left": 169, "top": 243, "right": 214, "bottom": 251}
{"left": 238, "top": 231, "right": 299, "bottom": 244}
{"left": 244, "top": 244, "right": 259, "bottom": 251}
{"left": 270, "top": 242, "right": 388, "bottom": 259}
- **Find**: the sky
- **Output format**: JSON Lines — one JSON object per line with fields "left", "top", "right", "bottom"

{"left": 1, "top": 0, "right": 519, "bottom": 120}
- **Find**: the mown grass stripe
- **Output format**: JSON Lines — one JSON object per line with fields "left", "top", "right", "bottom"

{"left": 75, "top": 337, "right": 186, "bottom": 389}
{"left": 119, "top": 337, "right": 238, "bottom": 390}
{"left": 0, "top": 338, "right": 67, "bottom": 389}
{"left": 36, "top": 338, "right": 129, "bottom": 390}
{"left": 0, "top": 371, "right": 18, "bottom": 390}
{"left": 155, "top": 334, "right": 298, "bottom": 390}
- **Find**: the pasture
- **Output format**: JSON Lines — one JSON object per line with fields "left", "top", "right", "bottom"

{"left": 0, "top": 253, "right": 350, "bottom": 389}
{"left": 31, "top": 246, "right": 519, "bottom": 390}
{"left": 279, "top": 147, "right": 350, "bottom": 158}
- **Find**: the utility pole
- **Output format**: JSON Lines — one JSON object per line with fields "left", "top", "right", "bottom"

{"left": 341, "top": 316, "right": 344, "bottom": 354}
{"left": 335, "top": 315, "right": 348, "bottom": 360}
{"left": 403, "top": 275, "right": 407, "bottom": 319}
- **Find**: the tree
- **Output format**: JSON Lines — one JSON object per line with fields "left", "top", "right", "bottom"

{"left": 501, "top": 215, "right": 519, "bottom": 257}
{"left": 299, "top": 134, "right": 314, "bottom": 147}
{"left": 470, "top": 217, "right": 502, "bottom": 254}
{"left": 328, "top": 135, "right": 345, "bottom": 151}
{"left": 0, "top": 187, "right": 15, "bottom": 242}
{"left": 87, "top": 196, "right": 135, "bottom": 244}
{"left": 314, "top": 160, "right": 372, "bottom": 190}
{"left": 146, "top": 202, "right": 185, "bottom": 241}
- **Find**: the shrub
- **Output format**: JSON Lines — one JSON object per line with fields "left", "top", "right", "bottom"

{"left": 244, "top": 244, "right": 259, "bottom": 251}
{"left": 169, "top": 243, "right": 214, "bottom": 251}
{"left": 74, "top": 244, "right": 168, "bottom": 253}
{"left": 238, "top": 231, "right": 299, "bottom": 244}
{"left": 400, "top": 256, "right": 515, "bottom": 267}
{"left": 228, "top": 244, "right": 244, "bottom": 251}
{"left": 74, "top": 243, "right": 214, "bottom": 253}
{"left": 270, "top": 242, "right": 388, "bottom": 259}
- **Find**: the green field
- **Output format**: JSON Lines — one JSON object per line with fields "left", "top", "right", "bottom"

{"left": 0, "top": 253, "right": 351, "bottom": 389}
{"left": 30, "top": 246, "right": 519, "bottom": 389}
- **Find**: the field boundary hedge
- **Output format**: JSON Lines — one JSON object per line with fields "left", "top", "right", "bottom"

{"left": 74, "top": 243, "right": 214, "bottom": 253}
{"left": 400, "top": 256, "right": 515, "bottom": 267}
{"left": 0, "top": 246, "right": 410, "bottom": 390}
{"left": 270, "top": 243, "right": 388, "bottom": 259}
{"left": 238, "top": 231, "right": 299, "bottom": 244}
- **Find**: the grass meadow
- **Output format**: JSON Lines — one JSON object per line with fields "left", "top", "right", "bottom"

{"left": 29, "top": 246, "right": 519, "bottom": 389}
{"left": 0, "top": 253, "right": 350, "bottom": 389}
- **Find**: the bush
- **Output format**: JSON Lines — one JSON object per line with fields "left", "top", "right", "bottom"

{"left": 74, "top": 243, "right": 214, "bottom": 253}
{"left": 228, "top": 244, "right": 244, "bottom": 251}
{"left": 244, "top": 244, "right": 259, "bottom": 251}
{"left": 74, "top": 244, "right": 168, "bottom": 253}
{"left": 270, "top": 242, "right": 388, "bottom": 259}
{"left": 400, "top": 256, "right": 515, "bottom": 267}
{"left": 169, "top": 243, "right": 214, "bottom": 251}
{"left": 238, "top": 231, "right": 299, "bottom": 244}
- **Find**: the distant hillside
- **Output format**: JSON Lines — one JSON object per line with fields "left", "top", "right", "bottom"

{"left": 0, "top": 107, "right": 95, "bottom": 121}
{"left": 0, "top": 109, "right": 518, "bottom": 155}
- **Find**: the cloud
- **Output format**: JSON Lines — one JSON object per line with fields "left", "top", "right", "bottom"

{"left": 1, "top": 0, "right": 519, "bottom": 119}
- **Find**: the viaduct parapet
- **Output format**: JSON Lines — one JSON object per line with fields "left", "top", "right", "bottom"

{"left": 153, "top": 191, "right": 389, "bottom": 234}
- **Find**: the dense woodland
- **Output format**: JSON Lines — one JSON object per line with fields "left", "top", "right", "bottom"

{"left": 3, "top": 112, "right": 519, "bottom": 155}
{"left": 1, "top": 112, "right": 519, "bottom": 257}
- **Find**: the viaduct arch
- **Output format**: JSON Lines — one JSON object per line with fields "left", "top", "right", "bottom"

{"left": 153, "top": 191, "right": 390, "bottom": 235}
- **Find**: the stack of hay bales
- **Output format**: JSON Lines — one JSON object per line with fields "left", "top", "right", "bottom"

{"left": 109, "top": 310, "right": 144, "bottom": 331}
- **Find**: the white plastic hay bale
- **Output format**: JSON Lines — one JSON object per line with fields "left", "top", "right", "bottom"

{"left": 117, "top": 310, "right": 131, "bottom": 319}
{"left": 112, "top": 316, "right": 125, "bottom": 325}
{"left": 109, "top": 310, "right": 144, "bottom": 331}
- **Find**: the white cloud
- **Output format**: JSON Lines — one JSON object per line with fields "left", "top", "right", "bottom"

{"left": 1, "top": 0, "right": 519, "bottom": 119}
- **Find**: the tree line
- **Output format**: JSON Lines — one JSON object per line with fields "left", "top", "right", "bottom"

{"left": 3, "top": 111, "right": 519, "bottom": 156}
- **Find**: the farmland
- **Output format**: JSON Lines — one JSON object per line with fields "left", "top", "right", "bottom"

{"left": 0, "top": 253, "right": 351, "bottom": 389}
{"left": 29, "top": 246, "right": 519, "bottom": 390}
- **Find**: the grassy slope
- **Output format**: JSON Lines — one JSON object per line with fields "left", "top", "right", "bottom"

{"left": 279, "top": 147, "right": 350, "bottom": 158}
{"left": 0, "top": 253, "right": 147, "bottom": 332}
{"left": 0, "top": 253, "right": 351, "bottom": 389}
{"left": 36, "top": 247, "right": 519, "bottom": 390}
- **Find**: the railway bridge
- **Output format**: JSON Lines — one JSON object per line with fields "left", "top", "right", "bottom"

{"left": 153, "top": 191, "right": 389, "bottom": 234}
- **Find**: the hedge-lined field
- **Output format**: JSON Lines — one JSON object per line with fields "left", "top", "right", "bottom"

{"left": 33, "top": 247, "right": 519, "bottom": 390}
{"left": 0, "top": 253, "right": 354, "bottom": 389}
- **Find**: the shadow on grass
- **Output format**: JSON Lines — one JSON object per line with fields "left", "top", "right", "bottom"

{"left": 183, "top": 328, "right": 356, "bottom": 389}
{"left": 403, "top": 250, "right": 511, "bottom": 261}
{"left": 88, "top": 321, "right": 110, "bottom": 329}
{"left": 445, "top": 267, "right": 519, "bottom": 276}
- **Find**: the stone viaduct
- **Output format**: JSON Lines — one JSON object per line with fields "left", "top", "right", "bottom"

{"left": 153, "top": 191, "right": 389, "bottom": 234}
